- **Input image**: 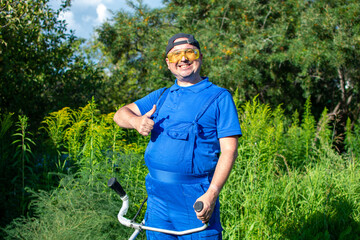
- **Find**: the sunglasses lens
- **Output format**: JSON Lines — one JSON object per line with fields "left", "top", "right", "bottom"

{"left": 185, "top": 49, "right": 198, "bottom": 61}
{"left": 168, "top": 49, "right": 199, "bottom": 63}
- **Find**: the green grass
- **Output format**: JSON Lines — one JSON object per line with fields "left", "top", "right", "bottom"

{"left": 2, "top": 98, "right": 360, "bottom": 239}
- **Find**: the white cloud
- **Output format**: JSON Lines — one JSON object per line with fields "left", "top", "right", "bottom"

{"left": 50, "top": 0, "right": 163, "bottom": 39}
{"left": 73, "top": 0, "right": 102, "bottom": 7}
{"left": 73, "top": 0, "right": 113, "bottom": 7}
{"left": 59, "top": 10, "right": 78, "bottom": 30}
{"left": 96, "top": 3, "right": 109, "bottom": 24}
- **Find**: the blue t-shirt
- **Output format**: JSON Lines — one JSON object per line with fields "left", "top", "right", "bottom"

{"left": 135, "top": 78, "right": 242, "bottom": 175}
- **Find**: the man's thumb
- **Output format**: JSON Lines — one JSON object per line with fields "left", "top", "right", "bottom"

{"left": 145, "top": 105, "right": 156, "bottom": 118}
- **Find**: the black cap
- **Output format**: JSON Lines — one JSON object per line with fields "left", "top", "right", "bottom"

{"left": 165, "top": 33, "right": 201, "bottom": 56}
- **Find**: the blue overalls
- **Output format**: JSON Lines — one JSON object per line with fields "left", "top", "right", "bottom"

{"left": 143, "top": 81, "right": 227, "bottom": 239}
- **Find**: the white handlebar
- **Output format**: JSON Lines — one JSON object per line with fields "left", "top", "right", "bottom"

{"left": 108, "top": 177, "right": 208, "bottom": 239}
{"left": 117, "top": 194, "right": 208, "bottom": 238}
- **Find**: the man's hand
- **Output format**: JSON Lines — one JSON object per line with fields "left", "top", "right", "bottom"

{"left": 113, "top": 103, "right": 157, "bottom": 136}
{"left": 194, "top": 185, "right": 219, "bottom": 223}
{"left": 133, "top": 105, "right": 157, "bottom": 136}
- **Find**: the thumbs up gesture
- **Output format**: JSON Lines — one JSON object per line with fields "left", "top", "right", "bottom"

{"left": 135, "top": 105, "right": 156, "bottom": 136}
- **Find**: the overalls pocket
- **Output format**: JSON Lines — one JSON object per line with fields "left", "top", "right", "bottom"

{"left": 144, "top": 122, "right": 194, "bottom": 172}
{"left": 165, "top": 127, "right": 193, "bottom": 172}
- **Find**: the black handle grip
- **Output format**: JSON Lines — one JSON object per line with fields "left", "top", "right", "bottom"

{"left": 108, "top": 178, "right": 126, "bottom": 198}
{"left": 194, "top": 201, "right": 204, "bottom": 212}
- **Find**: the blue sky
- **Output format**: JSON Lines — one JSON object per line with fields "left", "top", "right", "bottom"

{"left": 48, "top": 0, "right": 164, "bottom": 39}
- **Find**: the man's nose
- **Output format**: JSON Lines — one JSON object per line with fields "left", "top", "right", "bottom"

{"left": 180, "top": 53, "right": 188, "bottom": 61}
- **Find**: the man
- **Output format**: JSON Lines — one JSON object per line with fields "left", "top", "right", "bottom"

{"left": 113, "top": 33, "right": 241, "bottom": 239}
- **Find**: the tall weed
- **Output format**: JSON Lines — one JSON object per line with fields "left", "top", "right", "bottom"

{"left": 284, "top": 110, "right": 304, "bottom": 168}
{"left": 12, "top": 115, "right": 36, "bottom": 214}
{"left": 238, "top": 96, "right": 280, "bottom": 173}
{"left": 344, "top": 118, "right": 360, "bottom": 162}
{"left": 40, "top": 107, "right": 72, "bottom": 172}
{"left": 301, "top": 97, "right": 316, "bottom": 163}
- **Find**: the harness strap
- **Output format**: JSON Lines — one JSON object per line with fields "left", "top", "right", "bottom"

{"left": 186, "top": 88, "right": 227, "bottom": 171}
{"left": 194, "top": 88, "right": 227, "bottom": 123}
{"left": 151, "top": 87, "right": 169, "bottom": 120}
{"left": 148, "top": 167, "right": 212, "bottom": 184}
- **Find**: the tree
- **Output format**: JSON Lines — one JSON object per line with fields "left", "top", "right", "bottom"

{"left": 96, "top": 0, "right": 360, "bottom": 124}
{"left": 286, "top": 0, "right": 360, "bottom": 120}
{"left": 0, "top": 0, "right": 104, "bottom": 125}
{"left": 95, "top": 0, "right": 172, "bottom": 107}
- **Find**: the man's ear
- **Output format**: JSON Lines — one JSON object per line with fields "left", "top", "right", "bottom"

{"left": 165, "top": 58, "right": 170, "bottom": 69}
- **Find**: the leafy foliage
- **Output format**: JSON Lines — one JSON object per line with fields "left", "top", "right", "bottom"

{"left": 0, "top": 0, "right": 104, "bottom": 125}
{"left": 95, "top": 1, "right": 172, "bottom": 108}
{"left": 95, "top": 0, "right": 360, "bottom": 123}
{"left": 3, "top": 170, "right": 146, "bottom": 240}
{"left": 221, "top": 97, "right": 360, "bottom": 239}
{"left": 2, "top": 98, "right": 360, "bottom": 239}
{"left": 0, "top": 113, "right": 16, "bottom": 227}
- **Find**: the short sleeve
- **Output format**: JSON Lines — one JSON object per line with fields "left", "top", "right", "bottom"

{"left": 134, "top": 87, "right": 167, "bottom": 115}
{"left": 216, "top": 91, "right": 242, "bottom": 138}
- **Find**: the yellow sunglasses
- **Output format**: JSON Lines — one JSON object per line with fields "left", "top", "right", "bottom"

{"left": 167, "top": 48, "right": 200, "bottom": 63}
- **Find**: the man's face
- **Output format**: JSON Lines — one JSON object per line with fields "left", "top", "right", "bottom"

{"left": 165, "top": 38, "right": 202, "bottom": 83}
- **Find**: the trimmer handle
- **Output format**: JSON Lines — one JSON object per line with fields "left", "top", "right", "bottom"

{"left": 194, "top": 201, "right": 204, "bottom": 212}
{"left": 108, "top": 177, "right": 127, "bottom": 198}
{"left": 109, "top": 178, "right": 208, "bottom": 237}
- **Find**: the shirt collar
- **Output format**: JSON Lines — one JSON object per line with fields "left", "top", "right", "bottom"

{"left": 170, "top": 77, "right": 212, "bottom": 93}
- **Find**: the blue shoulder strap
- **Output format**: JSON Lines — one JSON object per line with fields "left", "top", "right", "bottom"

{"left": 152, "top": 87, "right": 169, "bottom": 120}
{"left": 194, "top": 88, "right": 227, "bottom": 122}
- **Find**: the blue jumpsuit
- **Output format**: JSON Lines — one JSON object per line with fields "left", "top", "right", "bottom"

{"left": 135, "top": 78, "right": 242, "bottom": 239}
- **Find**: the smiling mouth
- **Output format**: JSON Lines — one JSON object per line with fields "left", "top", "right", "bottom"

{"left": 178, "top": 62, "right": 192, "bottom": 69}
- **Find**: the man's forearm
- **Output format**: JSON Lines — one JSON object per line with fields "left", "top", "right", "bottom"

{"left": 113, "top": 103, "right": 156, "bottom": 136}
{"left": 207, "top": 137, "right": 238, "bottom": 201}
{"left": 209, "top": 148, "right": 238, "bottom": 197}
{"left": 113, "top": 105, "right": 139, "bottom": 129}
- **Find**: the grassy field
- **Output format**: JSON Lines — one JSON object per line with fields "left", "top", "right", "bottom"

{"left": 2, "top": 97, "right": 360, "bottom": 239}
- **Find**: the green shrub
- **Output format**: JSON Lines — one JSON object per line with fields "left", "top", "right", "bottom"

{"left": 3, "top": 154, "right": 148, "bottom": 240}
{"left": 3, "top": 98, "right": 360, "bottom": 240}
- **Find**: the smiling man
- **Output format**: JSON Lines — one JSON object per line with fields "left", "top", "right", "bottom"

{"left": 165, "top": 35, "right": 202, "bottom": 85}
{"left": 113, "top": 33, "right": 242, "bottom": 239}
